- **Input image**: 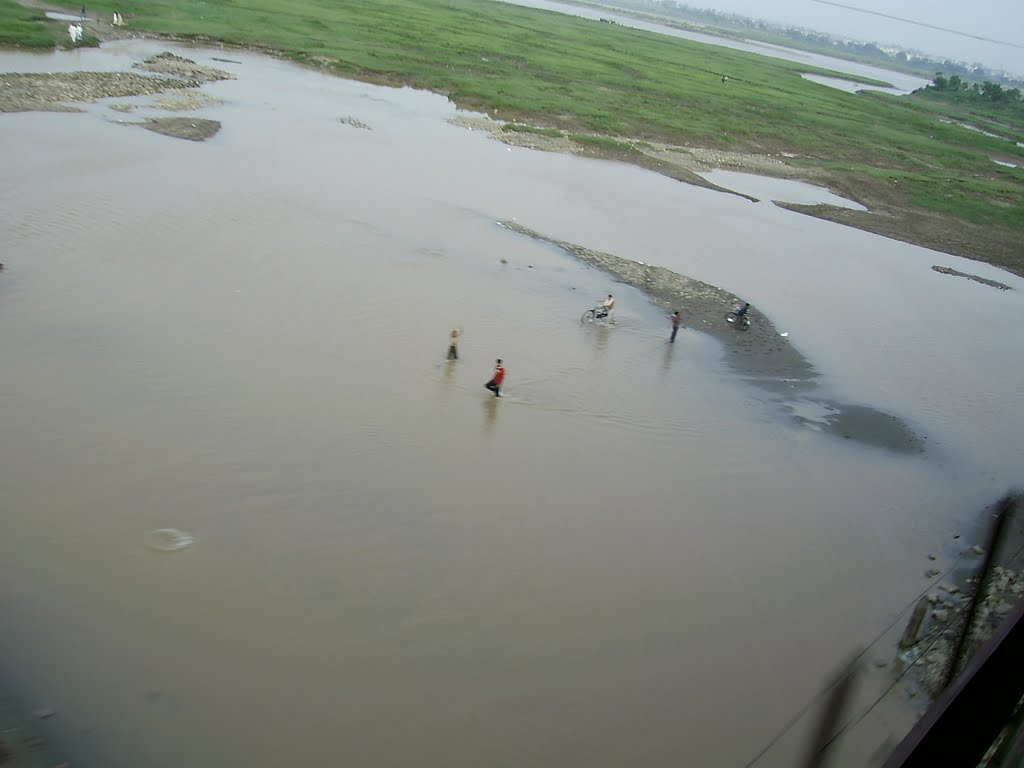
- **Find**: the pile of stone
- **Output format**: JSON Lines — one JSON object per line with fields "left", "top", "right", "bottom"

{"left": 133, "top": 52, "right": 233, "bottom": 86}
{"left": 0, "top": 71, "right": 185, "bottom": 113}
{"left": 912, "top": 566, "right": 1024, "bottom": 695}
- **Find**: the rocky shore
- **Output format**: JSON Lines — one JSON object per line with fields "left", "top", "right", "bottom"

{"left": 913, "top": 564, "right": 1024, "bottom": 694}
{"left": 903, "top": 497, "right": 1024, "bottom": 697}
{"left": 0, "top": 70, "right": 187, "bottom": 113}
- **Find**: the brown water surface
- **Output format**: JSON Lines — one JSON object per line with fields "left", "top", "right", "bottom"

{"left": 1, "top": 41, "right": 1022, "bottom": 768}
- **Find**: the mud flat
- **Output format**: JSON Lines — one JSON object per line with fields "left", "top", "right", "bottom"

{"left": 931, "top": 265, "right": 1013, "bottom": 291}
{"left": 139, "top": 116, "right": 220, "bottom": 140}
{"left": 501, "top": 219, "right": 925, "bottom": 453}
{"left": 0, "top": 52, "right": 230, "bottom": 120}
{"left": 0, "top": 70, "right": 186, "bottom": 112}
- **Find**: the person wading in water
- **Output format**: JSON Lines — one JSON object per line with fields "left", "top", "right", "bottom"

{"left": 446, "top": 326, "right": 463, "bottom": 361}
{"left": 484, "top": 359, "right": 506, "bottom": 397}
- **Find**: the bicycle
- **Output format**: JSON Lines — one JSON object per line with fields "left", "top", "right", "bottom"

{"left": 581, "top": 304, "right": 611, "bottom": 323}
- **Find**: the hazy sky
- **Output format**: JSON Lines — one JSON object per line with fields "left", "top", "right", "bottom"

{"left": 693, "top": 0, "right": 1024, "bottom": 76}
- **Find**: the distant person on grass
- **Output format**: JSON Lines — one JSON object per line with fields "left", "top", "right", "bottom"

{"left": 484, "top": 359, "right": 506, "bottom": 397}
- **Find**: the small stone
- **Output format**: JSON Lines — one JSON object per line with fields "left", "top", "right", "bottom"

{"left": 972, "top": 545, "right": 985, "bottom": 556}
{"left": 926, "top": 568, "right": 941, "bottom": 578}
{"left": 927, "top": 554, "right": 937, "bottom": 560}
{"left": 939, "top": 583, "right": 959, "bottom": 594}
{"left": 873, "top": 658, "right": 887, "bottom": 668}
{"left": 954, "top": 533, "right": 960, "bottom": 539}
{"left": 926, "top": 592, "right": 941, "bottom": 604}
{"left": 933, "top": 609, "right": 950, "bottom": 622}
{"left": 32, "top": 708, "right": 55, "bottom": 719}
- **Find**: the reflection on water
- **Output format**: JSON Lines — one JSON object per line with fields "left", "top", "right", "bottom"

{"left": 0, "top": 41, "right": 1022, "bottom": 768}
{"left": 801, "top": 72, "right": 905, "bottom": 95}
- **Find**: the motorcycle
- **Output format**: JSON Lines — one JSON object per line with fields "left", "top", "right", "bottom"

{"left": 725, "top": 306, "right": 751, "bottom": 330}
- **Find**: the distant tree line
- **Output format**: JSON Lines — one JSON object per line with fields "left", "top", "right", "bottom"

{"left": 926, "top": 74, "right": 1024, "bottom": 116}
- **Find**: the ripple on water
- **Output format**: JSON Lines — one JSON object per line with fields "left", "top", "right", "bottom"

{"left": 146, "top": 528, "right": 194, "bottom": 552}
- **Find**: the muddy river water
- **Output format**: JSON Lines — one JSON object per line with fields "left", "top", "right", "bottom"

{"left": 1, "top": 41, "right": 1023, "bottom": 768}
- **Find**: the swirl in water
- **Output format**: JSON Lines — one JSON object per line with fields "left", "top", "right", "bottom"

{"left": 146, "top": 529, "right": 194, "bottom": 552}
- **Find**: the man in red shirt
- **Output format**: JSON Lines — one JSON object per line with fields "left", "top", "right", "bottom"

{"left": 485, "top": 359, "right": 506, "bottom": 397}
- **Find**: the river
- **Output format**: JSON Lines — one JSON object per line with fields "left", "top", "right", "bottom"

{"left": 0, "top": 40, "right": 1021, "bottom": 768}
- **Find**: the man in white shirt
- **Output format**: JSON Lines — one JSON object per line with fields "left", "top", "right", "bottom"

{"left": 602, "top": 293, "right": 616, "bottom": 324}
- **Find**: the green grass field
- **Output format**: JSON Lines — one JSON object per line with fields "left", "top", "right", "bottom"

{"left": 0, "top": 0, "right": 62, "bottom": 47}
{"left": 4, "top": 0, "right": 1023, "bottom": 259}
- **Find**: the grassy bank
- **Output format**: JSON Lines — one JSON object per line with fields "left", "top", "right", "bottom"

{"left": 8, "top": 0, "right": 1024, "bottom": 268}
{"left": 0, "top": 0, "right": 100, "bottom": 48}
{"left": 0, "top": 0, "right": 59, "bottom": 47}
